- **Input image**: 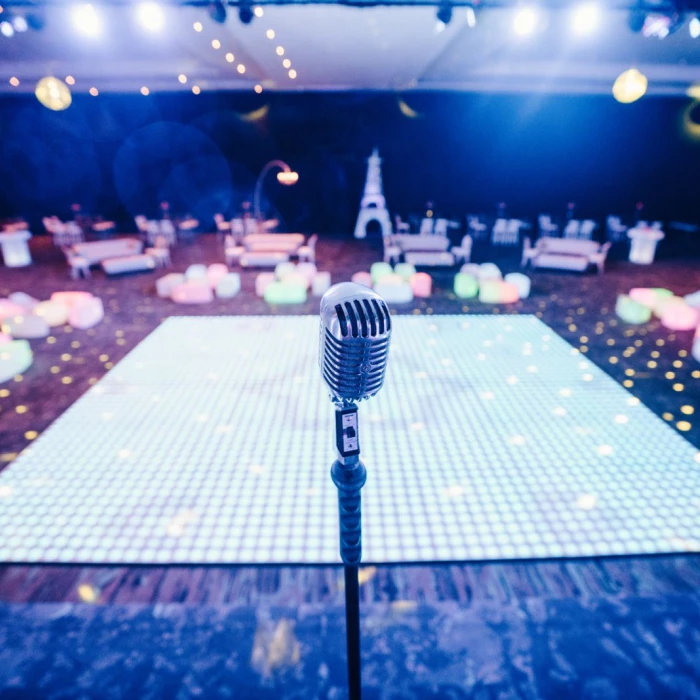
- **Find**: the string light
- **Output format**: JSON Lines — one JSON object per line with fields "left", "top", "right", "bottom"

{"left": 254, "top": 6, "right": 263, "bottom": 17}
{"left": 225, "top": 52, "right": 234, "bottom": 62}
{"left": 237, "top": 64, "right": 245, "bottom": 74}
{"left": 254, "top": 84, "right": 263, "bottom": 93}
{"left": 282, "top": 58, "right": 291, "bottom": 68}
{"left": 65, "top": 75, "right": 75, "bottom": 85}
{"left": 211, "top": 39, "right": 220, "bottom": 49}
{"left": 89, "top": 86, "right": 98, "bottom": 96}
{"left": 9, "top": 76, "right": 19, "bottom": 86}
{"left": 193, "top": 21, "right": 202, "bottom": 31}
{"left": 276, "top": 46, "right": 284, "bottom": 55}
{"left": 140, "top": 86, "right": 150, "bottom": 95}
{"left": 288, "top": 69, "right": 297, "bottom": 79}
{"left": 178, "top": 74, "right": 187, "bottom": 83}
{"left": 266, "top": 28, "right": 274, "bottom": 39}
{"left": 192, "top": 85, "right": 200, "bottom": 94}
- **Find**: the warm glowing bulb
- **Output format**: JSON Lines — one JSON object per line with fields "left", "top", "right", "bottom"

{"left": 613, "top": 68, "right": 647, "bottom": 104}
{"left": 35, "top": 76, "right": 72, "bottom": 111}
{"left": 571, "top": 3, "right": 600, "bottom": 35}
{"left": 513, "top": 6, "right": 538, "bottom": 36}
{"left": 282, "top": 58, "right": 291, "bottom": 68}
{"left": 237, "top": 64, "right": 245, "bottom": 74}
{"left": 193, "top": 21, "right": 202, "bottom": 31}
{"left": 276, "top": 45, "right": 284, "bottom": 55}
{"left": 9, "top": 76, "right": 19, "bottom": 86}
{"left": 136, "top": 2, "right": 164, "bottom": 32}
{"left": 89, "top": 86, "right": 98, "bottom": 96}
{"left": 691, "top": 17, "right": 700, "bottom": 38}
{"left": 266, "top": 28, "right": 275, "bottom": 39}
{"left": 254, "top": 6, "right": 263, "bottom": 16}
{"left": 254, "top": 84, "right": 263, "bottom": 93}
{"left": 212, "top": 39, "right": 220, "bottom": 49}
{"left": 225, "top": 52, "right": 234, "bottom": 62}
{"left": 73, "top": 4, "right": 101, "bottom": 36}
{"left": 65, "top": 75, "right": 75, "bottom": 85}
{"left": 178, "top": 73, "right": 187, "bottom": 84}
{"left": 288, "top": 69, "right": 297, "bottom": 79}
{"left": 192, "top": 85, "right": 200, "bottom": 94}
{"left": 140, "top": 86, "right": 150, "bottom": 95}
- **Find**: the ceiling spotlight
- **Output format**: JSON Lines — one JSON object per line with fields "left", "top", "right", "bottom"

{"left": 0, "top": 19, "right": 13, "bottom": 36}
{"left": 514, "top": 6, "right": 539, "bottom": 36}
{"left": 436, "top": 1, "right": 452, "bottom": 26}
{"left": 465, "top": 5, "right": 477, "bottom": 28}
{"left": 691, "top": 17, "right": 700, "bottom": 38}
{"left": 208, "top": 1, "right": 227, "bottom": 25}
{"left": 73, "top": 4, "right": 101, "bottom": 36}
{"left": 136, "top": 2, "right": 164, "bottom": 32}
{"left": 572, "top": 3, "right": 600, "bottom": 36}
{"left": 612, "top": 68, "right": 647, "bottom": 104}
{"left": 239, "top": 3, "right": 253, "bottom": 25}
{"left": 12, "top": 16, "right": 28, "bottom": 32}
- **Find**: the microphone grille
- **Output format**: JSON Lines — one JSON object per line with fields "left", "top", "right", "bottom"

{"left": 333, "top": 297, "right": 391, "bottom": 339}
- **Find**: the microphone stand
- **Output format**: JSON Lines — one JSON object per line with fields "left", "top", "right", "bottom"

{"left": 331, "top": 402, "right": 366, "bottom": 700}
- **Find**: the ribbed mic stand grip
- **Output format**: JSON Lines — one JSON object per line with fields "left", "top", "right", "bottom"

{"left": 331, "top": 458, "right": 367, "bottom": 565}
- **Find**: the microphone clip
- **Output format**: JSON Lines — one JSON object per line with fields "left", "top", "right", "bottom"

{"left": 335, "top": 404, "right": 360, "bottom": 463}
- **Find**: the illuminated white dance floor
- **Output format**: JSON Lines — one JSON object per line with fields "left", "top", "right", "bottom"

{"left": 0, "top": 315, "right": 698, "bottom": 565}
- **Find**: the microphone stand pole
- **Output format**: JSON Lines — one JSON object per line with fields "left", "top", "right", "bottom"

{"left": 331, "top": 402, "right": 366, "bottom": 700}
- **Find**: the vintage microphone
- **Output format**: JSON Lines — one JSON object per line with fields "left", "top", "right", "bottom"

{"left": 318, "top": 282, "right": 392, "bottom": 700}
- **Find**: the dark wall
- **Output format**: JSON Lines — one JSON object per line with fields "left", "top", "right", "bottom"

{"left": 1, "top": 90, "right": 699, "bottom": 233}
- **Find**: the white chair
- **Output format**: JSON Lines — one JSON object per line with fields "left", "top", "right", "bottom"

{"left": 451, "top": 234, "right": 472, "bottom": 264}
{"left": 419, "top": 218, "right": 434, "bottom": 235}
{"left": 298, "top": 234, "right": 318, "bottom": 263}
{"left": 383, "top": 236, "right": 401, "bottom": 265}
{"left": 394, "top": 215, "right": 410, "bottom": 234}
{"left": 563, "top": 220, "right": 580, "bottom": 239}
{"left": 64, "top": 247, "right": 91, "bottom": 279}
{"left": 145, "top": 235, "right": 171, "bottom": 268}
{"left": 589, "top": 242, "right": 612, "bottom": 274}
{"left": 160, "top": 220, "right": 177, "bottom": 246}
{"left": 243, "top": 218, "right": 258, "bottom": 236}
{"left": 433, "top": 219, "right": 449, "bottom": 236}
{"left": 231, "top": 218, "right": 245, "bottom": 242}
{"left": 579, "top": 220, "right": 597, "bottom": 239}
{"left": 214, "top": 214, "right": 230, "bottom": 238}
{"left": 467, "top": 215, "right": 488, "bottom": 240}
{"left": 505, "top": 219, "right": 521, "bottom": 245}
{"left": 538, "top": 215, "right": 559, "bottom": 238}
{"left": 521, "top": 237, "right": 538, "bottom": 268}
{"left": 491, "top": 218, "right": 507, "bottom": 245}
{"left": 606, "top": 216, "right": 627, "bottom": 242}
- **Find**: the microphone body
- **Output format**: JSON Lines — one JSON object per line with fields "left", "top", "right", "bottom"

{"left": 318, "top": 282, "right": 392, "bottom": 566}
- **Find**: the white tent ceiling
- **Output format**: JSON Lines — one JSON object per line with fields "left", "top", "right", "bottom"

{"left": 0, "top": 4, "right": 699, "bottom": 95}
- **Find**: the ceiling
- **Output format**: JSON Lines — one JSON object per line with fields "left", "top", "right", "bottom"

{"left": 0, "top": 3, "right": 699, "bottom": 95}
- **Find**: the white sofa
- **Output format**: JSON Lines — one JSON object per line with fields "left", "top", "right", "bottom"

{"left": 74, "top": 238, "right": 143, "bottom": 265}
{"left": 528, "top": 238, "right": 607, "bottom": 273}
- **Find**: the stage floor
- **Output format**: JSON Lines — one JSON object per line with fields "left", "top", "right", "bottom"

{"left": 0, "top": 315, "right": 698, "bottom": 565}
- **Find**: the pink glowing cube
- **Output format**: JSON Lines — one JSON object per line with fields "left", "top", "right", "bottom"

{"left": 0, "top": 299, "right": 26, "bottom": 322}
{"left": 51, "top": 291, "right": 93, "bottom": 309}
{"left": 410, "top": 272, "right": 432, "bottom": 298}
{"left": 207, "top": 264, "right": 229, "bottom": 288}
{"left": 629, "top": 288, "right": 657, "bottom": 308}
{"left": 661, "top": 304, "right": 700, "bottom": 331}
{"left": 171, "top": 282, "right": 213, "bottom": 305}
{"left": 351, "top": 271, "right": 373, "bottom": 288}
{"left": 68, "top": 297, "right": 104, "bottom": 329}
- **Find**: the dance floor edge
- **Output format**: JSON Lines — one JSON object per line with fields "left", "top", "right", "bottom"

{"left": 0, "top": 315, "right": 698, "bottom": 565}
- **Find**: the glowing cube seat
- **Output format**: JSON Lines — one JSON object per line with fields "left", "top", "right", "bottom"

{"left": 478, "top": 263, "right": 502, "bottom": 281}
{"left": 454, "top": 273, "right": 478, "bottom": 299}
{"left": 479, "top": 280, "right": 519, "bottom": 304}
{"left": 207, "top": 263, "right": 229, "bottom": 288}
{"left": 185, "top": 264, "right": 208, "bottom": 281}
{"left": 275, "top": 261, "right": 297, "bottom": 280}
{"left": 69, "top": 296, "right": 104, "bottom": 329}
{"left": 351, "top": 272, "right": 373, "bottom": 288}
{"left": 0, "top": 340, "right": 32, "bottom": 383}
{"left": 215, "top": 273, "right": 241, "bottom": 299}
{"left": 371, "top": 262, "right": 393, "bottom": 285}
{"left": 394, "top": 263, "right": 417, "bottom": 282}
{"left": 8, "top": 292, "right": 38, "bottom": 310}
{"left": 504, "top": 273, "right": 531, "bottom": 299}
{"left": 51, "top": 291, "right": 93, "bottom": 309}
{"left": 374, "top": 279, "right": 413, "bottom": 304}
{"left": 0, "top": 299, "right": 27, "bottom": 322}
{"left": 2, "top": 314, "right": 50, "bottom": 339}
{"left": 615, "top": 295, "right": 652, "bottom": 324}
{"left": 34, "top": 300, "right": 70, "bottom": 327}
{"left": 410, "top": 272, "right": 432, "bottom": 298}
{"left": 661, "top": 304, "right": 699, "bottom": 331}
{"left": 255, "top": 272, "right": 276, "bottom": 297}
{"left": 264, "top": 281, "right": 307, "bottom": 304}
{"left": 156, "top": 273, "right": 186, "bottom": 299}
{"left": 171, "top": 282, "right": 213, "bottom": 305}
{"left": 312, "top": 272, "right": 332, "bottom": 296}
